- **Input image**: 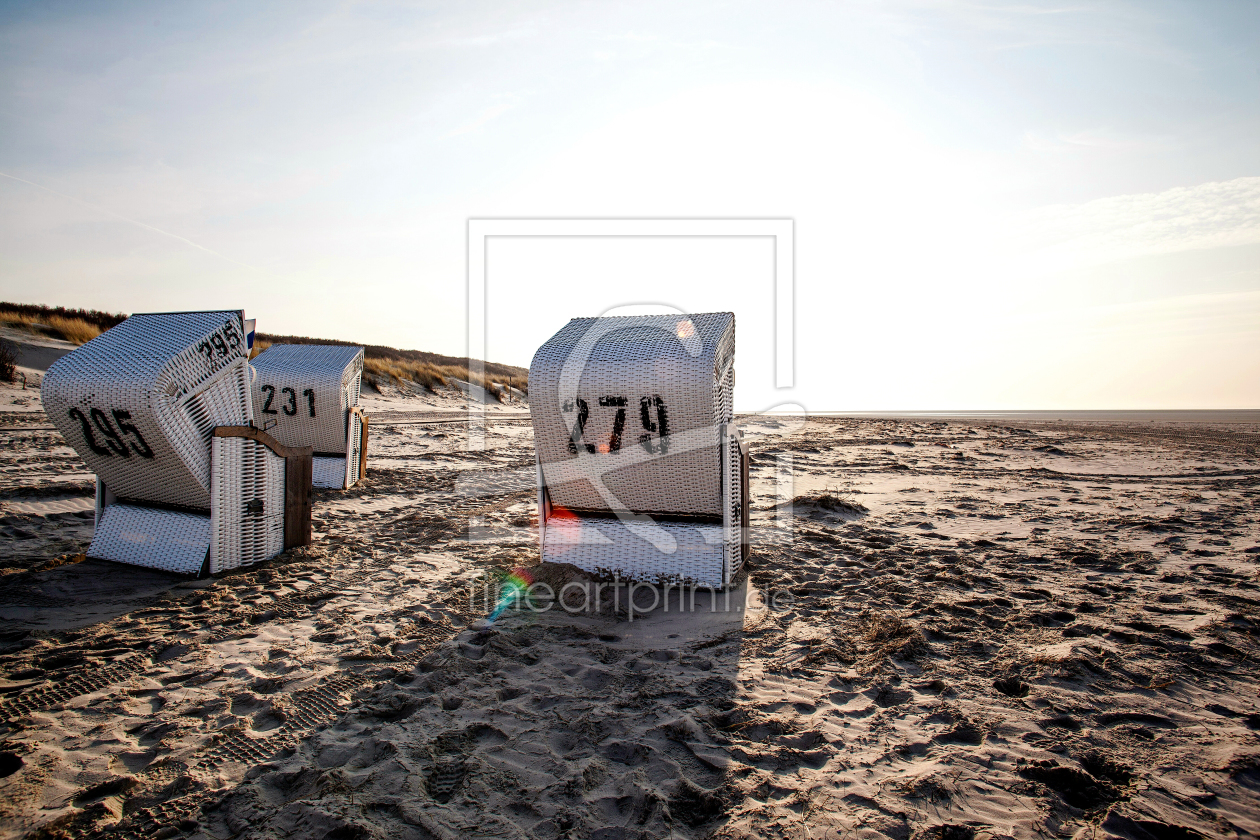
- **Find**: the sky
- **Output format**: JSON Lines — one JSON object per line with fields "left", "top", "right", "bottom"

{"left": 0, "top": 0, "right": 1257, "bottom": 411}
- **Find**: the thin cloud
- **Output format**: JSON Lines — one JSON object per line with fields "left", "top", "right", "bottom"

{"left": 1020, "top": 176, "right": 1260, "bottom": 268}
{"left": 0, "top": 170, "right": 268, "bottom": 275}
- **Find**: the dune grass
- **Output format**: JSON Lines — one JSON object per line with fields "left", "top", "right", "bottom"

{"left": 0, "top": 312, "right": 38, "bottom": 332}
{"left": 0, "top": 311, "right": 103, "bottom": 345}
{"left": 363, "top": 357, "right": 451, "bottom": 392}
{"left": 361, "top": 357, "right": 525, "bottom": 402}
{"left": 44, "top": 315, "right": 102, "bottom": 344}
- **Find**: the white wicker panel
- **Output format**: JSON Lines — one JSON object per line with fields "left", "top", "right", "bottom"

{"left": 541, "top": 516, "right": 726, "bottom": 589}
{"left": 715, "top": 347, "right": 741, "bottom": 582}
{"left": 348, "top": 362, "right": 362, "bottom": 407}
{"left": 179, "top": 362, "right": 254, "bottom": 491}
{"left": 251, "top": 344, "right": 364, "bottom": 454}
{"left": 723, "top": 422, "right": 744, "bottom": 581}
{"left": 88, "top": 504, "right": 211, "bottom": 575}
{"left": 313, "top": 456, "right": 347, "bottom": 489}
{"left": 210, "top": 436, "right": 286, "bottom": 573}
{"left": 530, "top": 313, "right": 735, "bottom": 517}
{"left": 345, "top": 410, "right": 363, "bottom": 488}
{"left": 43, "top": 311, "right": 252, "bottom": 511}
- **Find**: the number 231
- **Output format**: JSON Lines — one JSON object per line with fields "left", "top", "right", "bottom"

{"left": 260, "top": 385, "right": 316, "bottom": 417}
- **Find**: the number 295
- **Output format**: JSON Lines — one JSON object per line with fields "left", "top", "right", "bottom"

{"left": 67, "top": 407, "right": 154, "bottom": 459}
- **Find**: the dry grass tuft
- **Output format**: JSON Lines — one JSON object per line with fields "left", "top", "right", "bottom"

{"left": 798, "top": 635, "right": 858, "bottom": 669}
{"left": 0, "top": 312, "right": 40, "bottom": 333}
{"left": 444, "top": 365, "right": 510, "bottom": 402}
{"left": 0, "top": 311, "right": 102, "bottom": 345}
{"left": 791, "top": 492, "right": 868, "bottom": 516}
{"left": 364, "top": 357, "right": 450, "bottom": 392}
{"left": 45, "top": 315, "right": 101, "bottom": 345}
{"left": 858, "top": 610, "right": 928, "bottom": 666}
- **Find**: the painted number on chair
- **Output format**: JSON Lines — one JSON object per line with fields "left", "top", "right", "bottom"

{"left": 260, "top": 385, "right": 316, "bottom": 418}
{"left": 195, "top": 321, "right": 243, "bottom": 367}
{"left": 565, "top": 395, "right": 669, "bottom": 456}
{"left": 67, "top": 408, "right": 155, "bottom": 459}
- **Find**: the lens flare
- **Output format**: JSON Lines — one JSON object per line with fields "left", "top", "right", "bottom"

{"left": 488, "top": 566, "right": 536, "bottom": 623}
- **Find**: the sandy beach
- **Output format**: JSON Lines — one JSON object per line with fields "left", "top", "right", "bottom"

{"left": 3, "top": 2, "right": 1258, "bottom": 835}
{"left": 1, "top": 378, "right": 1258, "bottom": 839}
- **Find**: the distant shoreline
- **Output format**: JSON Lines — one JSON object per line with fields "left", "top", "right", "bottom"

{"left": 784, "top": 409, "right": 1260, "bottom": 425}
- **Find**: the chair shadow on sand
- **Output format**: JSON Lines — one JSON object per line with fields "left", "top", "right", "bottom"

{"left": 284, "top": 567, "right": 768, "bottom": 839}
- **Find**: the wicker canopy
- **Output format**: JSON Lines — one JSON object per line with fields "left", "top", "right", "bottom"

{"left": 530, "top": 312, "right": 734, "bottom": 517}
{"left": 43, "top": 311, "right": 253, "bottom": 511}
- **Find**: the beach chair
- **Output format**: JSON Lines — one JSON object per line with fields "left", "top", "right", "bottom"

{"left": 43, "top": 311, "right": 311, "bottom": 575}
{"left": 530, "top": 312, "right": 750, "bottom": 589}
{"left": 249, "top": 344, "right": 367, "bottom": 489}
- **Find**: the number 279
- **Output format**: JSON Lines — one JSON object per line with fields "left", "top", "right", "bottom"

{"left": 567, "top": 395, "right": 670, "bottom": 455}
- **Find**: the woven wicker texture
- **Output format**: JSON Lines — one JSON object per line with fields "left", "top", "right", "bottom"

{"left": 345, "top": 409, "right": 363, "bottom": 487}
{"left": 532, "top": 313, "right": 742, "bottom": 587}
{"left": 727, "top": 423, "right": 745, "bottom": 579}
{"left": 530, "top": 313, "right": 734, "bottom": 517}
{"left": 539, "top": 423, "right": 743, "bottom": 588}
{"left": 43, "top": 311, "right": 252, "bottom": 511}
{"left": 312, "top": 456, "right": 348, "bottom": 489}
{"left": 250, "top": 344, "right": 363, "bottom": 454}
{"left": 88, "top": 504, "right": 212, "bottom": 575}
{"left": 541, "top": 517, "right": 726, "bottom": 588}
{"left": 210, "top": 436, "right": 286, "bottom": 573}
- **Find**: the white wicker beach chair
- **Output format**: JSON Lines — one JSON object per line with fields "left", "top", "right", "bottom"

{"left": 43, "top": 311, "right": 311, "bottom": 575}
{"left": 530, "top": 312, "right": 750, "bottom": 589}
{"left": 249, "top": 344, "right": 367, "bottom": 489}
